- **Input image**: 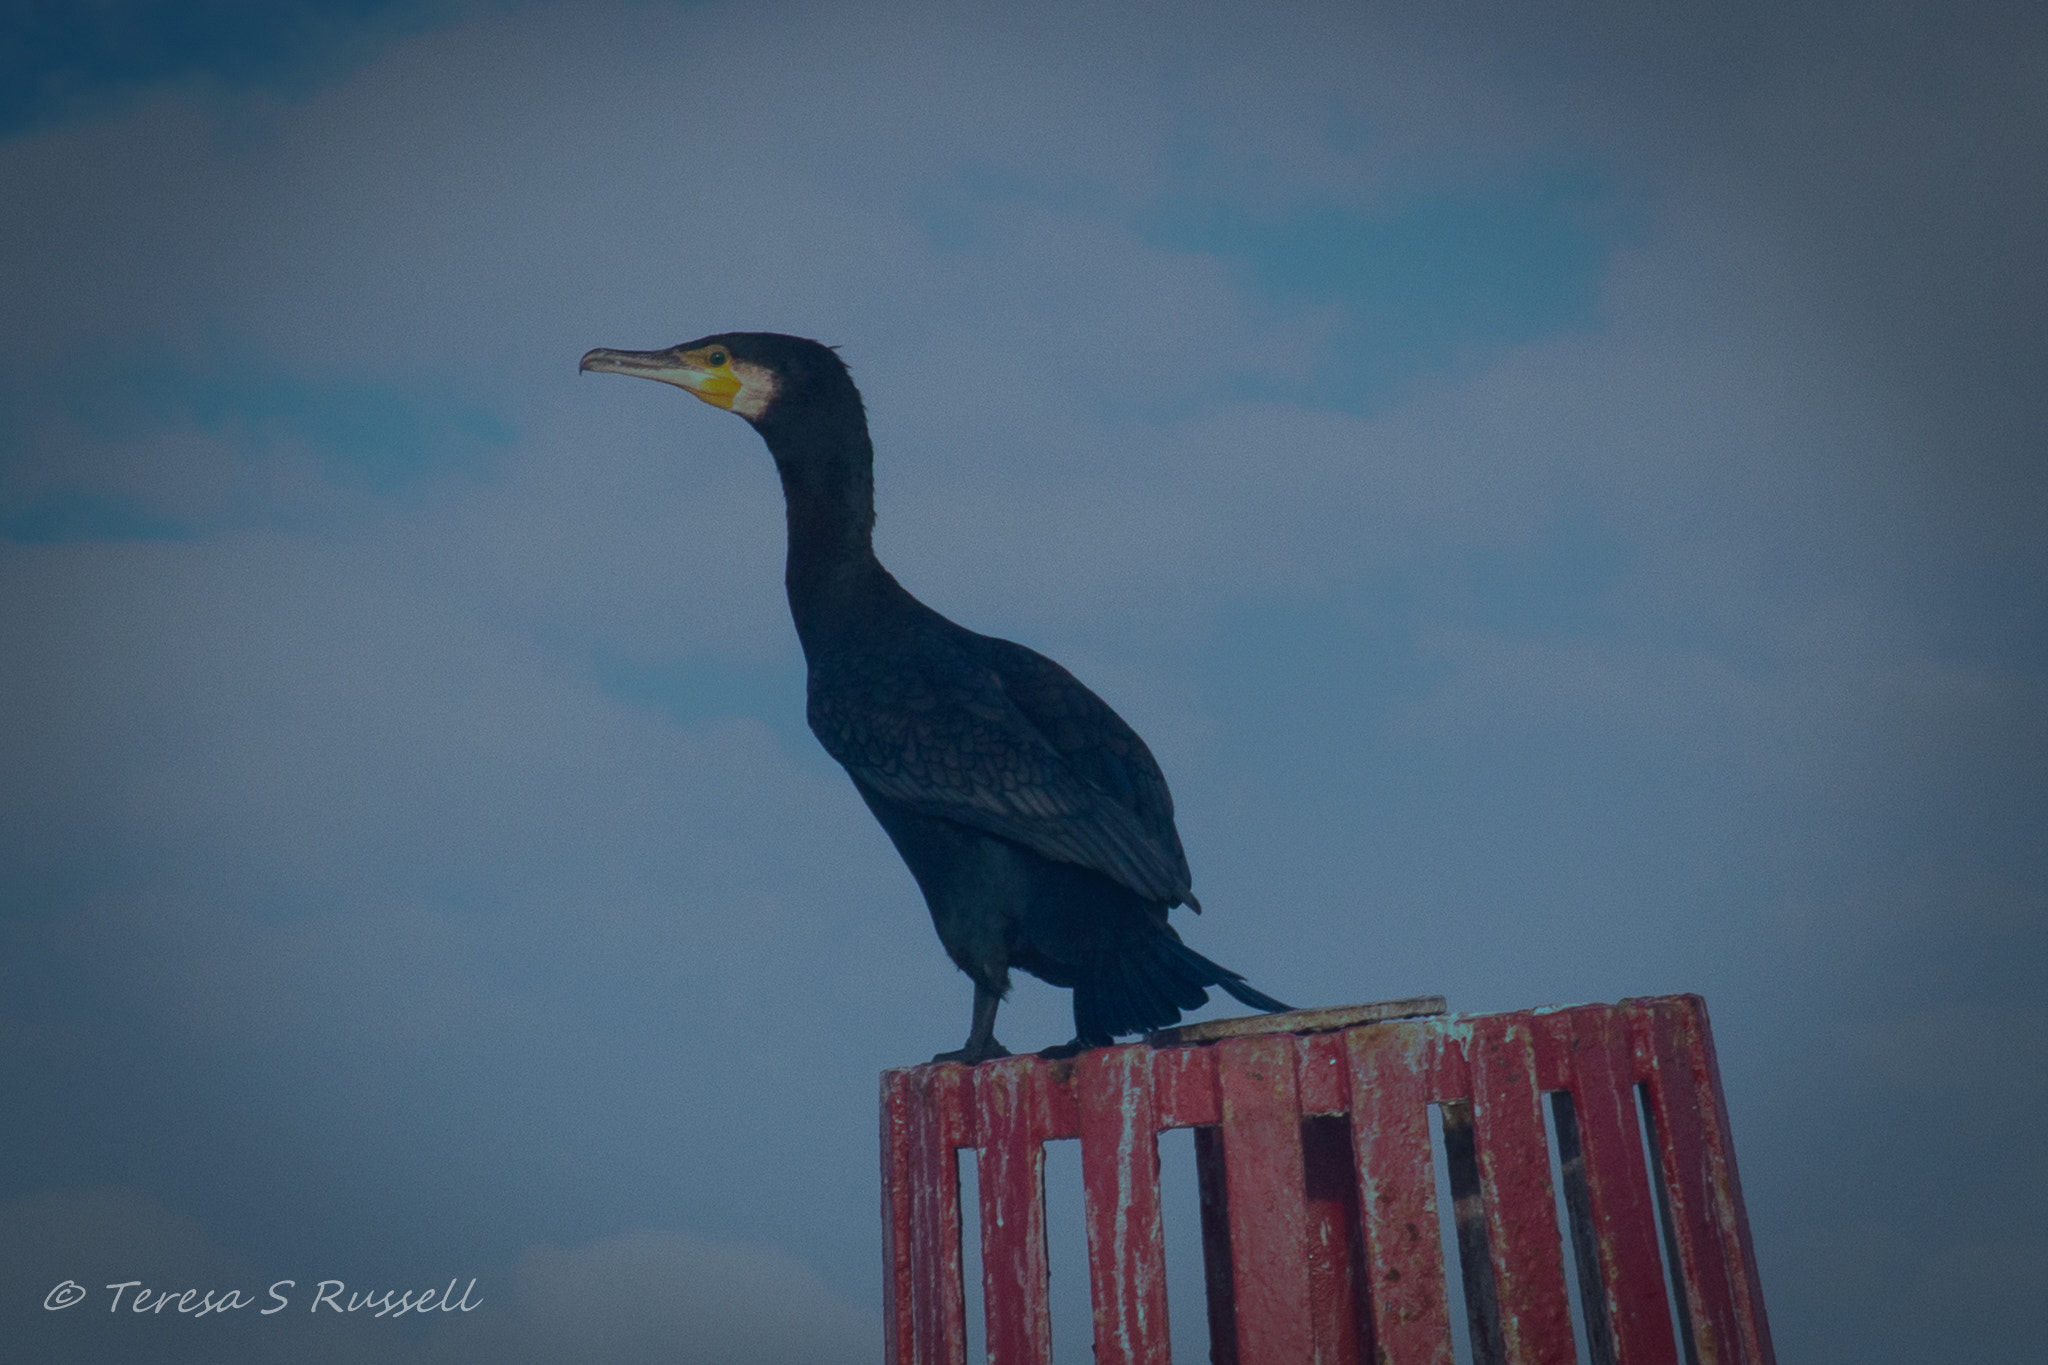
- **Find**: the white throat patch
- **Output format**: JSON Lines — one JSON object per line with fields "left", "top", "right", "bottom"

{"left": 730, "top": 360, "right": 779, "bottom": 421}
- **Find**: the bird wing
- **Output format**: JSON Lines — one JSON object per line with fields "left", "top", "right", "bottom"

{"left": 966, "top": 632, "right": 1191, "bottom": 878}
{"left": 806, "top": 630, "right": 1194, "bottom": 906}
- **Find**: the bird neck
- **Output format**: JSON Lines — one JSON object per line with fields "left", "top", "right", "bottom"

{"left": 761, "top": 413, "right": 887, "bottom": 650}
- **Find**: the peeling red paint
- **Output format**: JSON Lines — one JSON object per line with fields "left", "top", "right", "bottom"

{"left": 880, "top": 994, "right": 1773, "bottom": 1365}
{"left": 1079, "top": 1047, "right": 1171, "bottom": 1364}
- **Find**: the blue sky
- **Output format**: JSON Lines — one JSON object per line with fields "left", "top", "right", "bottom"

{"left": 2, "top": 1, "right": 2043, "bottom": 1362}
{"left": 1, "top": 0, "right": 467, "bottom": 136}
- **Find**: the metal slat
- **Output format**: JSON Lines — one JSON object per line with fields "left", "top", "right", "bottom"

{"left": 1347, "top": 1020, "right": 1455, "bottom": 1365}
{"left": 909, "top": 1065, "right": 970, "bottom": 1365}
{"left": 1079, "top": 1047, "right": 1173, "bottom": 1364}
{"left": 1673, "top": 999, "right": 1776, "bottom": 1365}
{"left": 1631, "top": 998, "right": 1777, "bottom": 1365}
{"left": 1467, "top": 1014, "right": 1577, "bottom": 1364}
{"left": 974, "top": 1057, "right": 1055, "bottom": 1365}
{"left": 1214, "top": 1033, "right": 1317, "bottom": 1360}
{"left": 882, "top": 1069, "right": 919, "bottom": 1365}
{"left": 1548, "top": 1006, "right": 1682, "bottom": 1365}
{"left": 1302, "top": 1111, "right": 1369, "bottom": 1363}
{"left": 1152, "top": 1043, "right": 1221, "bottom": 1129}
{"left": 1438, "top": 1098, "right": 1507, "bottom": 1365}
{"left": 1194, "top": 1123, "right": 1240, "bottom": 1365}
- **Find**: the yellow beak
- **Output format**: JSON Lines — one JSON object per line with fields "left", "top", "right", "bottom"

{"left": 579, "top": 347, "right": 742, "bottom": 410}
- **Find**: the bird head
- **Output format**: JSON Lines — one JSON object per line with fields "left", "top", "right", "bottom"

{"left": 579, "top": 332, "right": 852, "bottom": 427}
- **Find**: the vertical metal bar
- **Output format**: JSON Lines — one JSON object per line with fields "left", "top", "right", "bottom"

{"left": 1678, "top": 997, "right": 1776, "bottom": 1365}
{"left": 975, "top": 1057, "right": 1055, "bottom": 1365}
{"left": 909, "top": 1065, "right": 971, "bottom": 1365}
{"left": 1635, "top": 999, "right": 1737, "bottom": 1365}
{"left": 1194, "top": 1124, "right": 1239, "bottom": 1365}
{"left": 909, "top": 1067, "right": 945, "bottom": 1364}
{"left": 1636, "top": 1085, "right": 1701, "bottom": 1365}
{"left": 1302, "top": 1113, "right": 1369, "bottom": 1363}
{"left": 883, "top": 1069, "right": 919, "bottom": 1365}
{"left": 1346, "top": 1019, "right": 1455, "bottom": 1365}
{"left": 1548, "top": 1006, "right": 1681, "bottom": 1365}
{"left": 1633, "top": 997, "right": 1778, "bottom": 1365}
{"left": 1216, "top": 1033, "right": 1316, "bottom": 1362}
{"left": 1152, "top": 1042, "right": 1223, "bottom": 1128}
{"left": 1079, "top": 1045, "right": 1172, "bottom": 1365}
{"left": 1547, "top": 1090, "right": 1614, "bottom": 1365}
{"left": 1299, "top": 1033, "right": 1350, "bottom": 1114}
{"left": 1439, "top": 1100, "right": 1506, "bottom": 1365}
{"left": 1468, "top": 1013, "right": 1577, "bottom": 1365}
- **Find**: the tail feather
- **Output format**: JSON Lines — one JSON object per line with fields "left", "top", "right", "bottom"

{"left": 1216, "top": 975, "right": 1292, "bottom": 1015}
{"left": 1132, "top": 938, "right": 1192, "bottom": 1035}
{"left": 1159, "top": 934, "right": 1293, "bottom": 1014}
{"left": 1139, "top": 940, "right": 1210, "bottom": 1013}
{"left": 1069, "top": 928, "right": 1291, "bottom": 1045}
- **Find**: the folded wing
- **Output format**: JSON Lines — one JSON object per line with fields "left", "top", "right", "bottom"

{"left": 806, "top": 626, "right": 1194, "bottom": 907}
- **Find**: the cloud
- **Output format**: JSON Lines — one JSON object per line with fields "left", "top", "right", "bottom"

{"left": 0, "top": 489, "right": 192, "bottom": 543}
{"left": 57, "top": 339, "right": 513, "bottom": 489}
{"left": 2, "top": 0, "right": 476, "bottom": 137}
{"left": 1138, "top": 163, "right": 1639, "bottom": 411}
{"left": 0, "top": 336, "right": 514, "bottom": 541}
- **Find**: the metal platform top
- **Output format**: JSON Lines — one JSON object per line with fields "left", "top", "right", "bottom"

{"left": 1143, "top": 994, "right": 1448, "bottom": 1046}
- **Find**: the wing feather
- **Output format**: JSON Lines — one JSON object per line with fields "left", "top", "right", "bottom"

{"left": 806, "top": 629, "right": 1192, "bottom": 906}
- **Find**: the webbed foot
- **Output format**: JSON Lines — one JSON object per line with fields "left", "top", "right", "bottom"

{"left": 933, "top": 981, "right": 1011, "bottom": 1065}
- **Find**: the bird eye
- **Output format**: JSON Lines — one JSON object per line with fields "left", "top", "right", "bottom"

{"left": 709, "top": 350, "right": 728, "bottom": 367}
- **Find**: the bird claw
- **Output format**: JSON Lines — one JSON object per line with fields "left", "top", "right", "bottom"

{"left": 1034, "top": 1039, "right": 1090, "bottom": 1061}
{"left": 931, "top": 1039, "right": 1011, "bottom": 1065}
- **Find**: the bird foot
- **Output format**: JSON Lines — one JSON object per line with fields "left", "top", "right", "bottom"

{"left": 931, "top": 1039, "right": 1011, "bottom": 1065}
{"left": 1034, "top": 1038, "right": 1091, "bottom": 1061}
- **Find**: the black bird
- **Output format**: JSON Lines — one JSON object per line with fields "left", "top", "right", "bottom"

{"left": 580, "top": 332, "right": 1288, "bottom": 1062}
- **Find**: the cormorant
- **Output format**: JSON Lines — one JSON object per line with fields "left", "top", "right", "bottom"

{"left": 580, "top": 332, "right": 1288, "bottom": 1062}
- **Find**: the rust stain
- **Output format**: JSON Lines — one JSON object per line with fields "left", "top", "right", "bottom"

{"left": 884, "top": 996, "right": 1775, "bottom": 1365}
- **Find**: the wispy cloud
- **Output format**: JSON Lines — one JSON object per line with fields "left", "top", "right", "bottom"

{"left": 1138, "top": 163, "right": 1639, "bottom": 410}
{"left": 0, "top": 488, "right": 192, "bottom": 543}
{"left": 1, "top": 336, "right": 513, "bottom": 539}
{"left": 2, "top": 0, "right": 470, "bottom": 138}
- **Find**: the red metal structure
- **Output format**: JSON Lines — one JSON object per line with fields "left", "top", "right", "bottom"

{"left": 880, "top": 994, "right": 1773, "bottom": 1365}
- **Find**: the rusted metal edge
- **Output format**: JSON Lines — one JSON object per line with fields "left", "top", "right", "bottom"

{"left": 1143, "top": 994, "right": 1449, "bottom": 1047}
